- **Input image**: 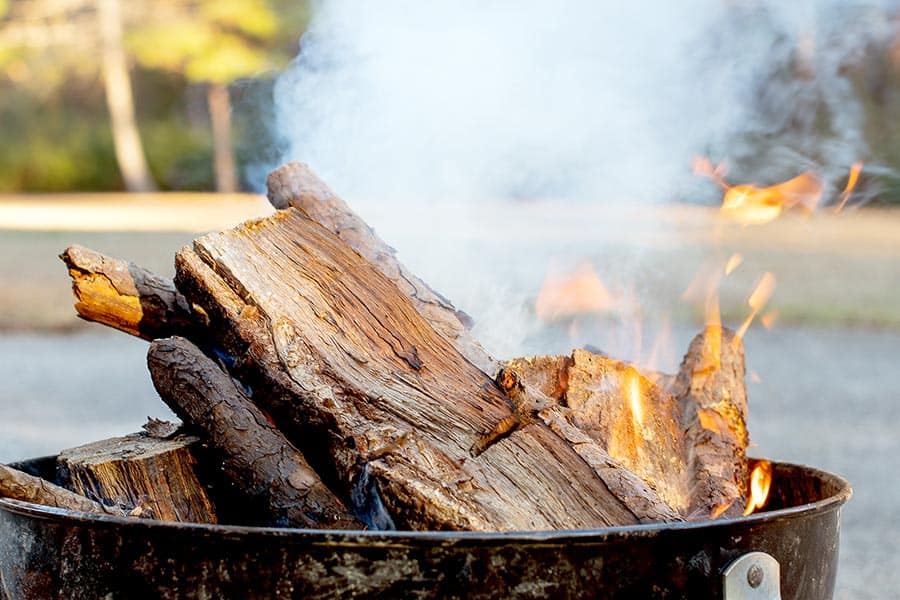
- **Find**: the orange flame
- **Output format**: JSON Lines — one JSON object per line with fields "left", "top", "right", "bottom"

{"left": 625, "top": 367, "right": 644, "bottom": 427}
{"left": 744, "top": 460, "right": 773, "bottom": 515}
{"left": 725, "top": 253, "right": 744, "bottom": 276}
{"left": 691, "top": 155, "right": 728, "bottom": 186}
{"left": 535, "top": 263, "right": 616, "bottom": 320}
{"left": 734, "top": 273, "right": 777, "bottom": 342}
{"left": 834, "top": 161, "right": 864, "bottom": 214}
{"left": 721, "top": 173, "right": 824, "bottom": 225}
{"left": 711, "top": 501, "right": 735, "bottom": 519}
{"left": 760, "top": 309, "right": 779, "bottom": 330}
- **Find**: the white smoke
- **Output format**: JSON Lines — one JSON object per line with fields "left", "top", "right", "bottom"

{"left": 270, "top": 0, "right": 897, "bottom": 358}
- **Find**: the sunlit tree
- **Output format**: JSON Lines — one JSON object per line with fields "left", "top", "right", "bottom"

{"left": 0, "top": 0, "right": 308, "bottom": 192}
{"left": 0, "top": 0, "right": 157, "bottom": 191}
{"left": 128, "top": 0, "right": 308, "bottom": 191}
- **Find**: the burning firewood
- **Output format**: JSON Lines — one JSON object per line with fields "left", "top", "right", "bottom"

{"left": 54, "top": 164, "right": 760, "bottom": 532}
{"left": 60, "top": 245, "right": 202, "bottom": 341}
{"left": 563, "top": 349, "right": 690, "bottom": 515}
{"left": 491, "top": 366, "right": 682, "bottom": 523}
{"left": 672, "top": 326, "right": 750, "bottom": 519}
{"left": 266, "top": 162, "right": 498, "bottom": 376}
{"left": 0, "top": 464, "right": 124, "bottom": 516}
{"left": 147, "top": 336, "right": 361, "bottom": 529}
{"left": 57, "top": 433, "right": 217, "bottom": 523}
{"left": 173, "top": 208, "right": 643, "bottom": 530}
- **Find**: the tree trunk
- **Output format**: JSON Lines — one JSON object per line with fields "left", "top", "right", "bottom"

{"left": 96, "top": 0, "right": 157, "bottom": 192}
{"left": 173, "top": 208, "right": 647, "bottom": 531}
{"left": 207, "top": 82, "right": 238, "bottom": 193}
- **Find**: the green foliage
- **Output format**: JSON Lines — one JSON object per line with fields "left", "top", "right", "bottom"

{"left": 128, "top": 0, "right": 303, "bottom": 85}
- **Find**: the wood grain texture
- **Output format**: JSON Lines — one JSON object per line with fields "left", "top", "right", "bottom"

{"left": 494, "top": 366, "right": 681, "bottom": 523}
{"left": 266, "top": 162, "right": 498, "bottom": 375}
{"left": 60, "top": 244, "right": 201, "bottom": 340}
{"left": 672, "top": 326, "right": 750, "bottom": 519}
{"left": 148, "top": 337, "right": 361, "bottom": 529}
{"left": 58, "top": 433, "right": 217, "bottom": 523}
{"left": 0, "top": 464, "right": 122, "bottom": 516}
{"left": 565, "top": 349, "right": 690, "bottom": 515}
{"left": 174, "top": 208, "right": 640, "bottom": 531}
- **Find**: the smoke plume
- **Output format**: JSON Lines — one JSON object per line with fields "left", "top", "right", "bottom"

{"left": 269, "top": 0, "right": 898, "bottom": 358}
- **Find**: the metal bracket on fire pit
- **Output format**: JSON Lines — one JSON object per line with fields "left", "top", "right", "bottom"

{"left": 723, "top": 551, "right": 781, "bottom": 600}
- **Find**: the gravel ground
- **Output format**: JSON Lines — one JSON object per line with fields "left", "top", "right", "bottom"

{"left": 0, "top": 326, "right": 896, "bottom": 598}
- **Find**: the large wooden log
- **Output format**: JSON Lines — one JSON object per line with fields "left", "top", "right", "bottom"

{"left": 148, "top": 336, "right": 362, "bottom": 529}
{"left": 60, "top": 245, "right": 201, "bottom": 340}
{"left": 0, "top": 464, "right": 123, "bottom": 516}
{"left": 672, "top": 326, "right": 749, "bottom": 519}
{"left": 174, "top": 208, "right": 643, "bottom": 530}
{"left": 57, "top": 433, "right": 217, "bottom": 523}
{"left": 266, "top": 162, "right": 498, "bottom": 375}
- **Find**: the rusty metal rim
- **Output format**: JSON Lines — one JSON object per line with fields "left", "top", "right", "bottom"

{"left": 0, "top": 459, "right": 851, "bottom": 544}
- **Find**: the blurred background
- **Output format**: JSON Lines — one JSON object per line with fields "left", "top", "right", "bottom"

{"left": 0, "top": 2, "right": 899, "bottom": 598}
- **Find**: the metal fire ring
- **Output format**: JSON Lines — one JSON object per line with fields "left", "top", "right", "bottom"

{"left": 723, "top": 551, "right": 781, "bottom": 600}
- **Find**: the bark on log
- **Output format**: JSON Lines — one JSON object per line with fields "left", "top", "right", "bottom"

{"left": 174, "top": 208, "right": 643, "bottom": 530}
{"left": 266, "top": 162, "right": 498, "bottom": 375}
{"left": 60, "top": 244, "right": 201, "bottom": 340}
{"left": 0, "top": 464, "right": 123, "bottom": 516}
{"left": 57, "top": 433, "right": 217, "bottom": 523}
{"left": 672, "top": 326, "right": 750, "bottom": 520}
{"left": 148, "top": 336, "right": 362, "bottom": 529}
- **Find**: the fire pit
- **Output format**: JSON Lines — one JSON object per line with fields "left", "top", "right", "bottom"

{"left": 0, "top": 163, "right": 858, "bottom": 599}
{"left": 0, "top": 458, "right": 848, "bottom": 599}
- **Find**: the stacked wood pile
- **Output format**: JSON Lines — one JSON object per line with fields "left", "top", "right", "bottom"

{"left": 0, "top": 163, "right": 753, "bottom": 530}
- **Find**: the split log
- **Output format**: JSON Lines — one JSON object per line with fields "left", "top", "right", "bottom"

{"left": 503, "top": 355, "right": 572, "bottom": 401}
{"left": 0, "top": 464, "right": 122, "bottom": 516}
{"left": 147, "top": 336, "right": 362, "bottom": 529}
{"left": 562, "top": 349, "right": 690, "bottom": 514}
{"left": 174, "top": 208, "right": 646, "bottom": 530}
{"left": 672, "top": 326, "right": 749, "bottom": 519}
{"left": 493, "top": 366, "right": 681, "bottom": 523}
{"left": 57, "top": 433, "right": 217, "bottom": 523}
{"left": 266, "top": 162, "right": 498, "bottom": 375}
{"left": 60, "top": 245, "right": 202, "bottom": 340}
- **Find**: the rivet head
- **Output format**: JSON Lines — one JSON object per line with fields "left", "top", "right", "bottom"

{"left": 747, "top": 564, "right": 764, "bottom": 588}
